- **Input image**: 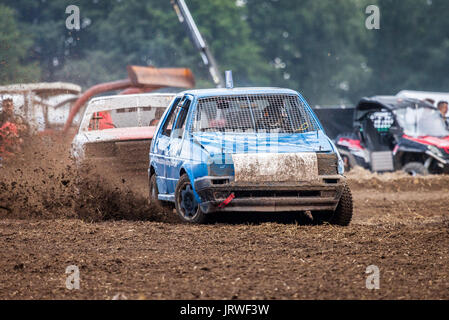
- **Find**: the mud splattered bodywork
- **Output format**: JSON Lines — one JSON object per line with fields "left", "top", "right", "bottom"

{"left": 71, "top": 93, "right": 175, "bottom": 171}
{"left": 194, "top": 151, "right": 344, "bottom": 213}
{"left": 232, "top": 152, "right": 319, "bottom": 182}
{"left": 150, "top": 88, "right": 348, "bottom": 218}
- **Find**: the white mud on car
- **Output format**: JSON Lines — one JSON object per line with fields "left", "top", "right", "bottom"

{"left": 232, "top": 152, "right": 319, "bottom": 182}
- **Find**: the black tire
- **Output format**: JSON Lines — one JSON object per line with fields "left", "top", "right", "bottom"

{"left": 402, "top": 162, "right": 428, "bottom": 176}
{"left": 149, "top": 174, "right": 173, "bottom": 210}
{"left": 329, "top": 184, "right": 353, "bottom": 226}
{"left": 174, "top": 174, "right": 206, "bottom": 223}
{"left": 311, "top": 185, "right": 353, "bottom": 226}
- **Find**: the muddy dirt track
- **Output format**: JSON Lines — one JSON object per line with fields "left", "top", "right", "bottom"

{"left": 0, "top": 137, "right": 448, "bottom": 299}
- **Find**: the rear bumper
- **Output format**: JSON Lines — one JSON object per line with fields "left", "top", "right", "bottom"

{"left": 194, "top": 175, "right": 346, "bottom": 213}
{"left": 79, "top": 140, "right": 150, "bottom": 172}
{"left": 80, "top": 157, "right": 148, "bottom": 172}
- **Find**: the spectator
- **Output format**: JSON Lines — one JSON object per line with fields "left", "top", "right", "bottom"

{"left": 437, "top": 101, "right": 448, "bottom": 127}
{"left": 437, "top": 101, "right": 448, "bottom": 117}
{"left": 0, "top": 98, "right": 23, "bottom": 159}
{"left": 0, "top": 98, "right": 15, "bottom": 126}
{"left": 0, "top": 98, "right": 27, "bottom": 131}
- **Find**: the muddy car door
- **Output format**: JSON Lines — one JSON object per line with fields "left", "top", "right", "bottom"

{"left": 152, "top": 98, "right": 181, "bottom": 195}
{"left": 166, "top": 96, "right": 193, "bottom": 194}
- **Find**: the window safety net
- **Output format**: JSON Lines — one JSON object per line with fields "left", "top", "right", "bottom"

{"left": 192, "top": 94, "right": 319, "bottom": 133}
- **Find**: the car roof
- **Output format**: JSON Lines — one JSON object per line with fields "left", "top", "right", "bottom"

{"left": 80, "top": 93, "right": 176, "bottom": 132}
{"left": 86, "top": 93, "right": 176, "bottom": 113}
{"left": 178, "top": 87, "right": 299, "bottom": 98}
{"left": 89, "top": 92, "right": 176, "bottom": 104}
{"left": 357, "top": 95, "right": 436, "bottom": 111}
{"left": 397, "top": 90, "right": 449, "bottom": 105}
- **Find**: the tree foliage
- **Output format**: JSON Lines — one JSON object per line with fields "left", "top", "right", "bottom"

{"left": 0, "top": 4, "right": 40, "bottom": 84}
{"left": 0, "top": 0, "right": 448, "bottom": 105}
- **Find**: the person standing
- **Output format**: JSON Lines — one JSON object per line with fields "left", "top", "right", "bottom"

{"left": 437, "top": 101, "right": 448, "bottom": 117}
{"left": 437, "top": 101, "right": 448, "bottom": 128}
{"left": 0, "top": 98, "right": 25, "bottom": 161}
{"left": 437, "top": 100, "right": 448, "bottom": 118}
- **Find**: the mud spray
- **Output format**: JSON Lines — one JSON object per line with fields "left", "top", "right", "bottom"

{"left": 0, "top": 135, "right": 169, "bottom": 222}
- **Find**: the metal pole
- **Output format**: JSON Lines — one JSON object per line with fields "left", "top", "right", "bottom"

{"left": 172, "top": 0, "right": 225, "bottom": 88}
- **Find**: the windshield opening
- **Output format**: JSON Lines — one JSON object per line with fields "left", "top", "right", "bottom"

{"left": 86, "top": 106, "right": 165, "bottom": 131}
{"left": 192, "top": 94, "right": 319, "bottom": 133}
{"left": 394, "top": 106, "right": 449, "bottom": 138}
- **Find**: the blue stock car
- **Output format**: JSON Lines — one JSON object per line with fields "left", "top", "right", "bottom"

{"left": 149, "top": 87, "right": 353, "bottom": 225}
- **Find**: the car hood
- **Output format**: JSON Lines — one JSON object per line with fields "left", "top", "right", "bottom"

{"left": 81, "top": 127, "right": 156, "bottom": 143}
{"left": 191, "top": 131, "right": 333, "bottom": 155}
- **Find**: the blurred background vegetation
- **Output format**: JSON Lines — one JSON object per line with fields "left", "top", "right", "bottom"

{"left": 0, "top": 0, "right": 448, "bottom": 105}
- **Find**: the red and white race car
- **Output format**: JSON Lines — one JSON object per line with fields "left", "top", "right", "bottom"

{"left": 71, "top": 93, "right": 175, "bottom": 171}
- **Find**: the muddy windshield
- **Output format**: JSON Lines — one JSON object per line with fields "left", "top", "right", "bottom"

{"left": 192, "top": 94, "right": 319, "bottom": 133}
{"left": 394, "top": 107, "right": 449, "bottom": 138}
{"left": 87, "top": 107, "right": 165, "bottom": 131}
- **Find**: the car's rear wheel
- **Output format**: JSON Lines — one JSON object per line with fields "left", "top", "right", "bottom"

{"left": 402, "top": 162, "right": 428, "bottom": 176}
{"left": 149, "top": 174, "right": 173, "bottom": 210}
{"left": 175, "top": 174, "right": 206, "bottom": 223}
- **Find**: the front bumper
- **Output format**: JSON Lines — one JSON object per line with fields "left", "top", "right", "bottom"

{"left": 194, "top": 175, "right": 346, "bottom": 214}
{"left": 426, "top": 150, "right": 449, "bottom": 167}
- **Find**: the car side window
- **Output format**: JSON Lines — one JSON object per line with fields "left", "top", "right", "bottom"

{"left": 172, "top": 99, "right": 191, "bottom": 139}
{"left": 161, "top": 98, "right": 181, "bottom": 137}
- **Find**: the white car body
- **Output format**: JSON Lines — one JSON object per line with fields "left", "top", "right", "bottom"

{"left": 71, "top": 93, "right": 176, "bottom": 170}
{"left": 396, "top": 90, "right": 449, "bottom": 107}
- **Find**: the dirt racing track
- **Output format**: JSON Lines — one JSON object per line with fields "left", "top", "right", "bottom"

{"left": 0, "top": 137, "right": 448, "bottom": 299}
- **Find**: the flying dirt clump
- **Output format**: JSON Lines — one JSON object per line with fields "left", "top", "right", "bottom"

{"left": 73, "top": 163, "right": 168, "bottom": 222}
{"left": 0, "top": 135, "right": 78, "bottom": 219}
{"left": 0, "top": 135, "right": 168, "bottom": 222}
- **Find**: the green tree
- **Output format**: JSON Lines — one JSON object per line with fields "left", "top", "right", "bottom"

{"left": 4, "top": 0, "right": 271, "bottom": 89}
{"left": 3, "top": 0, "right": 449, "bottom": 104}
{"left": 0, "top": 0, "right": 115, "bottom": 83}
{"left": 0, "top": 4, "right": 40, "bottom": 84}
{"left": 246, "top": 0, "right": 371, "bottom": 105}
{"left": 70, "top": 0, "right": 271, "bottom": 88}
{"left": 365, "top": 0, "right": 449, "bottom": 95}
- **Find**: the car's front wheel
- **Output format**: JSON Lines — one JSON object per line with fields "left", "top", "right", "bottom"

{"left": 174, "top": 174, "right": 206, "bottom": 223}
{"left": 329, "top": 184, "right": 353, "bottom": 226}
{"left": 312, "top": 184, "right": 353, "bottom": 226}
